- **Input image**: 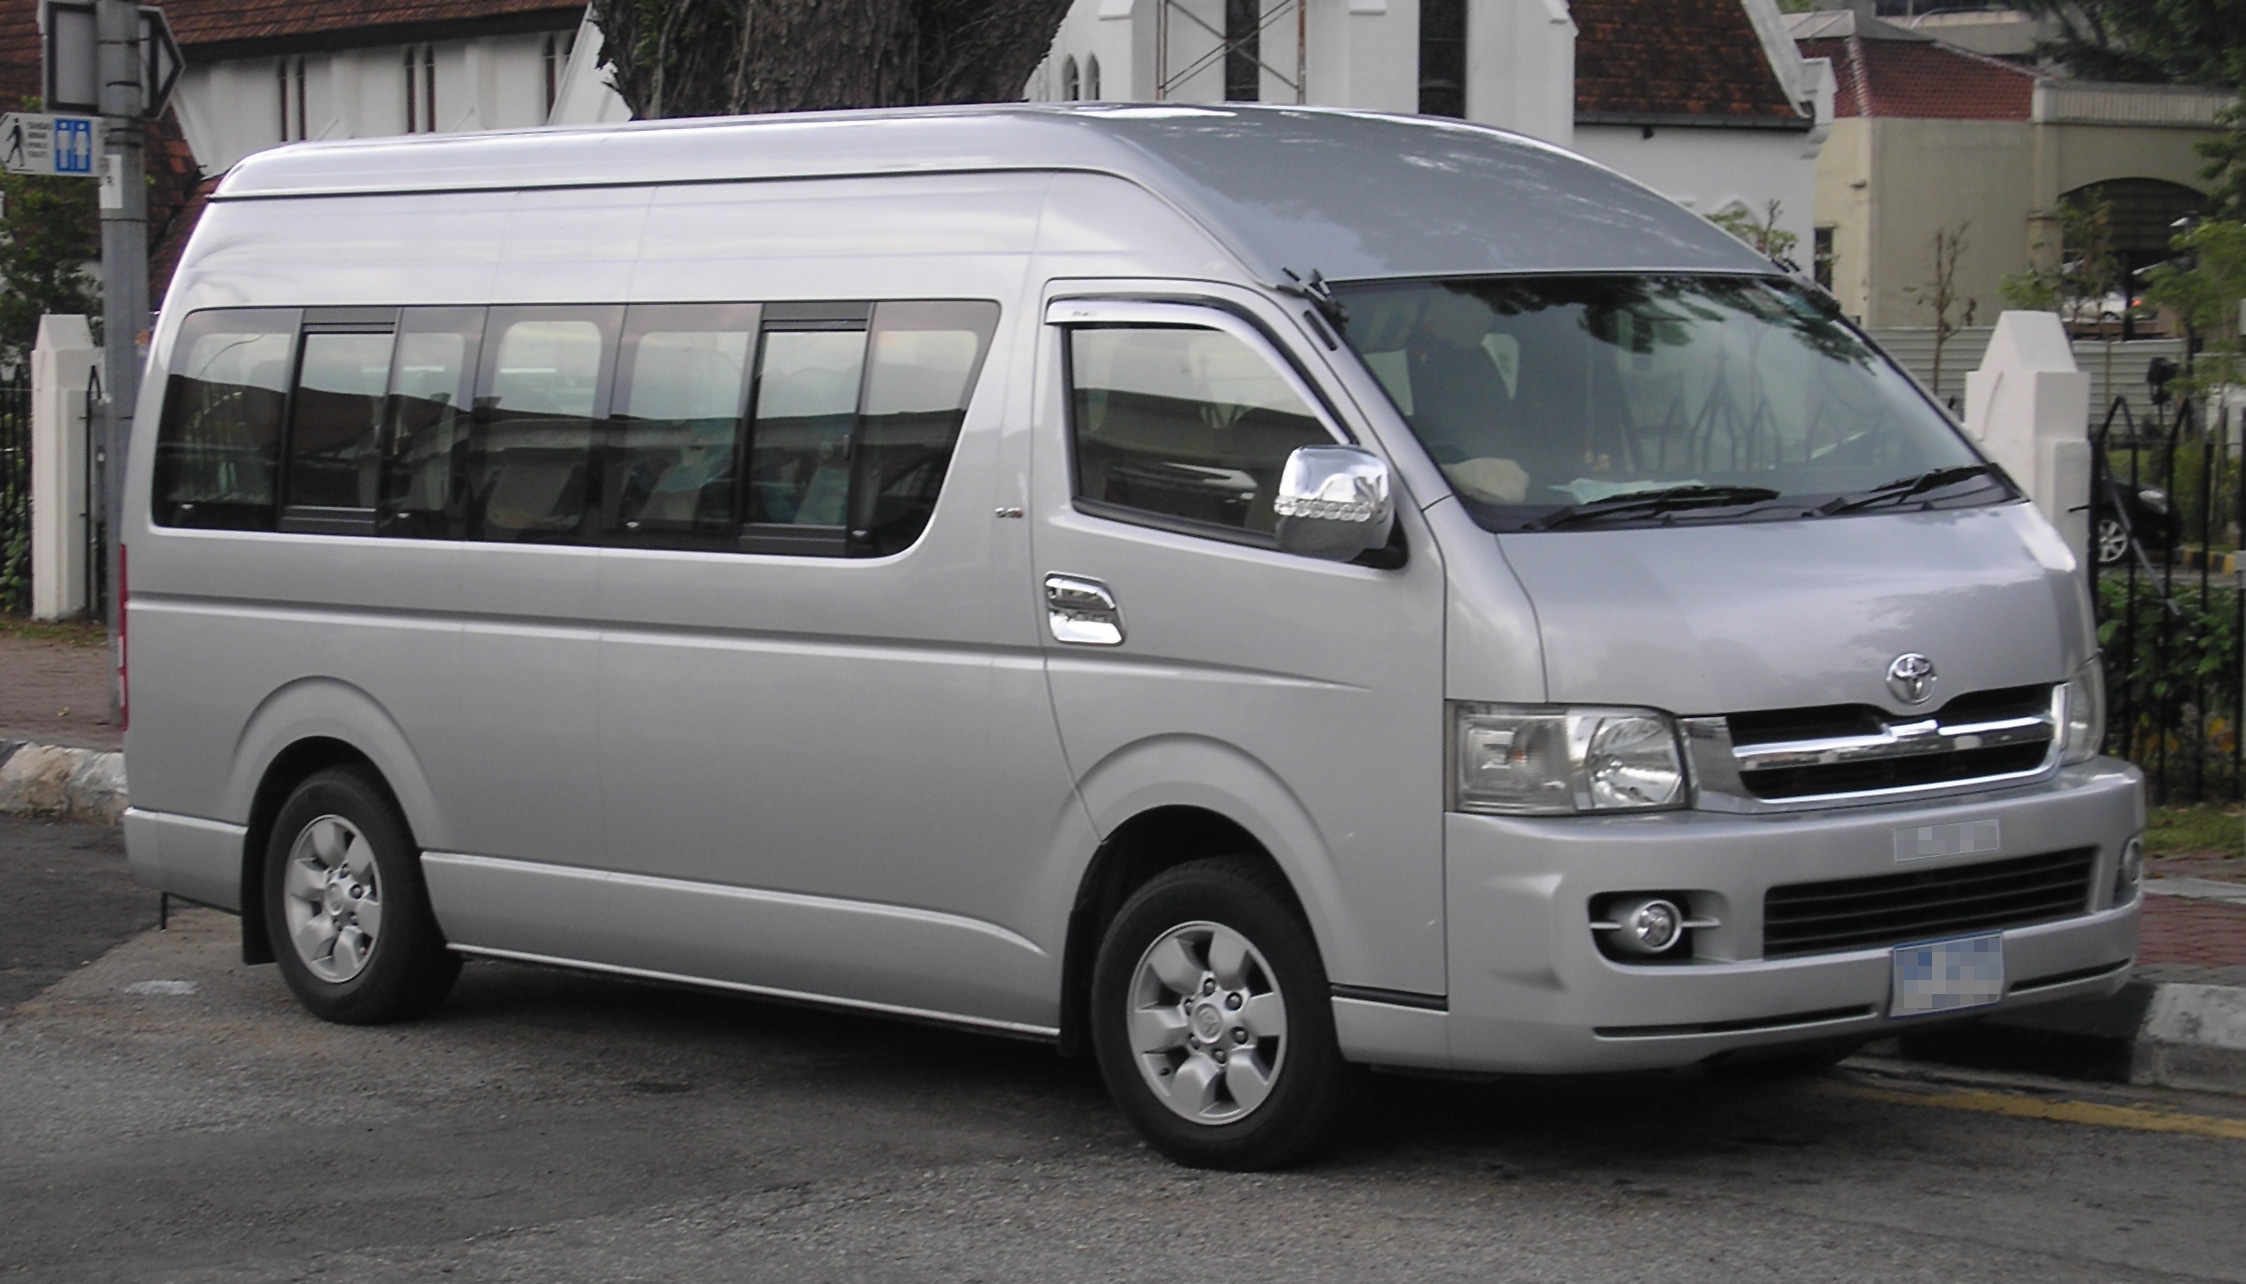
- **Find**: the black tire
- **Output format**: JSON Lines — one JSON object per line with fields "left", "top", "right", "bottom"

{"left": 263, "top": 766, "right": 460, "bottom": 1024}
{"left": 1090, "top": 858, "right": 1351, "bottom": 1170}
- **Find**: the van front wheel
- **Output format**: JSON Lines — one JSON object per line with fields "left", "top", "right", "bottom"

{"left": 1090, "top": 858, "right": 1350, "bottom": 1169}
{"left": 264, "top": 767, "right": 460, "bottom": 1024}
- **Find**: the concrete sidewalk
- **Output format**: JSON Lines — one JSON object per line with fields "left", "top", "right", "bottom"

{"left": 4, "top": 623, "right": 2243, "bottom": 1091}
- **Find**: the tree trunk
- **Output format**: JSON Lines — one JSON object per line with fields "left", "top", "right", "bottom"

{"left": 588, "top": 0, "right": 1077, "bottom": 118}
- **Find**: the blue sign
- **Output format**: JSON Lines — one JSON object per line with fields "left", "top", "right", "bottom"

{"left": 54, "top": 116, "right": 94, "bottom": 173}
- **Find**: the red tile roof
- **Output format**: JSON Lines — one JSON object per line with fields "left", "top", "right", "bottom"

{"left": 159, "top": 0, "right": 581, "bottom": 49}
{"left": 1574, "top": 0, "right": 1805, "bottom": 126}
{"left": 1799, "top": 34, "right": 2041, "bottom": 121}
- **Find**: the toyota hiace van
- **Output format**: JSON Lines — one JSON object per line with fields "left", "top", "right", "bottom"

{"left": 124, "top": 105, "right": 2142, "bottom": 1169}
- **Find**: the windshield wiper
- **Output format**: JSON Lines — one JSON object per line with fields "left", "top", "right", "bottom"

{"left": 1817, "top": 464, "right": 2004, "bottom": 516}
{"left": 1524, "top": 484, "right": 1783, "bottom": 531}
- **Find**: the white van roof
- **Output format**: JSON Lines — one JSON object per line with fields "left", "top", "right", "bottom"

{"left": 213, "top": 103, "right": 1771, "bottom": 284}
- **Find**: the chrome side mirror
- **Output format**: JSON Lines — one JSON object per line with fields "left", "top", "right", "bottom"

{"left": 1273, "top": 446, "right": 1394, "bottom": 562}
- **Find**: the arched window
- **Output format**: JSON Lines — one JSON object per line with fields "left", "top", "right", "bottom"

{"left": 1062, "top": 56, "right": 1081, "bottom": 102}
{"left": 1086, "top": 54, "right": 1101, "bottom": 101}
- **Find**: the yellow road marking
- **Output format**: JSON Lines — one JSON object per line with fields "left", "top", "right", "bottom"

{"left": 1820, "top": 1082, "right": 2246, "bottom": 1141}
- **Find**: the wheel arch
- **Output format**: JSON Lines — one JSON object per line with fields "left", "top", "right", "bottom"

{"left": 227, "top": 679, "right": 442, "bottom": 966}
{"left": 1055, "top": 736, "right": 1351, "bottom": 1056}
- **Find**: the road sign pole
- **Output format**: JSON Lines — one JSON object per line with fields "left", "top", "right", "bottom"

{"left": 96, "top": 0, "right": 142, "bottom": 696}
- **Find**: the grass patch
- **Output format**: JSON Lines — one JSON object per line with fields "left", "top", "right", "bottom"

{"left": 0, "top": 613, "right": 107, "bottom": 646}
{"left": 2145, "top": 804, "right": 2245, "bottom": 860}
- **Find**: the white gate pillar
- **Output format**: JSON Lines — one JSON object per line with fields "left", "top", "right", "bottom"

{"left": 1964, "top": 310, "right": 2093, "bottom": 570}
{"left": 31, "top": 314, "right": 100, "bottom": 620}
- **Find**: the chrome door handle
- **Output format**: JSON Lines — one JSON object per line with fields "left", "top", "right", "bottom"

{"left": 1044, "top": 573, "right": 1125, "bottom": 646}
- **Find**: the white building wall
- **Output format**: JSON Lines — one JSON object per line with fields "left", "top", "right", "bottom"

{"left": 172, "top": 28, "right": 609, "bottom": 175}
{"left": 1029, "top": 0, "right": 1571, "bottom": 144}
{"left": 1571, "top": 119, "right": 1822, "bottom": 257}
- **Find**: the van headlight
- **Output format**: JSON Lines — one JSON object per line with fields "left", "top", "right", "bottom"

{"left": 2061, "top": 658, "right": 2106, "bottom": 765}
{"left": 1450, "top": 704, "right": 1687, "bottom": 814}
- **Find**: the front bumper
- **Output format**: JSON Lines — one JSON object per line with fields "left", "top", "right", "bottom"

{"left": 1420, "top": 759, "right": 2142, "bottom": 1073}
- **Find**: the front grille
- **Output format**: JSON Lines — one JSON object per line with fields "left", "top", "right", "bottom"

{"left": 1761, "top": 848, "right": 2096, "bottom": 958}
{"left": 1727, "top": 684, "right": 2055, "bottom": 802}
{"left": 1741, "top": 742, "right": 2049, "bottom": 799}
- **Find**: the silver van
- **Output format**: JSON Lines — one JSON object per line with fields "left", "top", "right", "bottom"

{"left": 123, "top": 104, "right": 2142, "bottom": 1169}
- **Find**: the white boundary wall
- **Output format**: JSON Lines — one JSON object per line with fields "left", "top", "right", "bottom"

{"left": 30, "top": 314, "right": 98, "bottom": 620}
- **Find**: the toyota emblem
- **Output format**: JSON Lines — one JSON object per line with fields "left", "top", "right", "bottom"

{"left": 1886, "top": 653, "right": 1937, "bottom": 705}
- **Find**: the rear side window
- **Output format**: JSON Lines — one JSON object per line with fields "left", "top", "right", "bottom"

{"left": 282, "top": 324, "right": 395, "bottom": 533}
{"left": 153, "top": 309, "right": 299, "bottom": 529}
{"left": 1068, "top": 326, "right": 1334, "bottom": 537}
{"left": 608, "top": 303, "right": 758, "bottom": 547}
{"left": 852, "top": 301, "right": 999, "bottom": 557}
{"left": 470, "top": 307, "right": 620, "bottom": 543}
{"left": 382, "top": 308, "right": 483, "bottom": 540}
{"left": 151, "top": 298, "right": 997, "bottom": 556}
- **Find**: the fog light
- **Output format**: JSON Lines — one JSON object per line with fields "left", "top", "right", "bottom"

{"left": 1611, "top": 896, "right": 1684, "bottom": 955}
{"left": 2114, "top": 836, "right": 2144, "bottom": 905}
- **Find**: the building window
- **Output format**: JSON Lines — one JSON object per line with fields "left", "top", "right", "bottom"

{"left": 1813, "top": 226, "right": 1835, "bottom": 292}
{"left": 405, "top": 45, "right": 437, "bottom": 132}
{"left": 277, "top": 57, "right": 308, "bottom": 141}
{"left": 1419, "top": 0, "right": 1466, "bottom": 118}
{"left": 544, "top": 33, "right": 573, "bottom": 116}
{"left": 1225, "top": 0, "right": 1261, "bottom": 102}
{"left": 1062, "top": 55, "right": 1081, "bottom": 102}
{"left": 1086, "top": 54, "right": 1101, "bottom": 100}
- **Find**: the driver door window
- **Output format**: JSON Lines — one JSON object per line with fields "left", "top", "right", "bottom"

{"left": 1067, "top": 325, "right": 1334, "bottom": 538}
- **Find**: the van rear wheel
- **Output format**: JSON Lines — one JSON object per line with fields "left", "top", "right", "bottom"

{"left": 1090, "top": 858, "right": 1350, "bottom": 1170}
{"left": 264, "top": 767, "right": 459, "bottom": 1024}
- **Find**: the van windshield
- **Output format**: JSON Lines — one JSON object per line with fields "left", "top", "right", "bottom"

{"left": 1329, "top": 275, "right": 2003, "bottom": 532}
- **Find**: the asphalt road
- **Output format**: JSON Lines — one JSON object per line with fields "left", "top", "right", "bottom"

{"left": 5, "top": 813, "right": 2246, "bottom": 1283}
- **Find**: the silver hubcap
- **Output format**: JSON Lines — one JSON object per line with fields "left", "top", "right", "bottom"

{"left": 282, "top": 815, "right": 383, "bottom": 983}
{"left": 1127, "top": 921, "right": 1288, "bottom": 1125}
{"left": 2096, "top": 518, "right": 2129, "bottom": 564}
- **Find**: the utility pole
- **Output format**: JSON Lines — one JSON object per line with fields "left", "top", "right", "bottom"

{"left": 95, "top": 0, "right": 144, "bottom": 688}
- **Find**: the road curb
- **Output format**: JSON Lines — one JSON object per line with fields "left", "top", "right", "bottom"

{"left": 1892, "top": 975, "right": 2246, "bottom": 1095}
{"left": 0, "top": 740, "right": 129, "bottom": 826}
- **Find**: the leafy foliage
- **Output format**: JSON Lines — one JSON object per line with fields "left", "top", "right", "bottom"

{"left": 1706, "top": 200, "right": 1801, "bottom": 270}
{"left": 2142, "top": 218, "right": 2246, "bottom": 396}
{"left": 2016, "top": 0, "right": 2246, "bottom": 87}
{"left": 2097, "top": 571, "right": 2243, "bottom": 802}
{"left": 0, "top": 169, "right": 100, "bottom": 370}
{"left": 2001, "top": 192, "right": 2123, "bottom": 333}
{"left": 587, "top": 0, "right": 1077, "bottom": 118}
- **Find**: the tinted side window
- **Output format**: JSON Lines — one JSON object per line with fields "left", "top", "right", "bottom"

{"left": 153, "top": 308, "right": 299, "bottom": 530}
{"left": 283, "top": 327, "right": 394, "bottom": 531}
{"left": 1068, "top": 326, "right": 1334, "bottom": 536}
{"left": 470, "top": 307, "right": 619, "bottom": 543}
{"left": 382, "top": 308, "right": 483, "bottom": 540}
{"left": 850, "top": 300, "right": 998, "bottom": 558}
{"left": 607, "top": 303, "right": 757, "bottom": 548}
{"left": 744, "top": 326, "right": 866, "bottom": 555}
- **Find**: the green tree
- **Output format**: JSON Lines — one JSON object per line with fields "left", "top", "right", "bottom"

{"left": 587, "top": 0, "right": 1078, "bottom": 118}
{"left": 2017, "top": 0, "right": 2246, "bottom": 87}
{"left": 0, "top": 163, "right": 101, "bottom": 369}
{"left": 1707, "top": 199, "right": 1801, "bottom": 269}
{"left": 2141, "top": 217, "right": 2246, "bottom": 396}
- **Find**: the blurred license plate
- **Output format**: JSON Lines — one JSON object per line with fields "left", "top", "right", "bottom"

{"left": 1889, "top": 933, "right": 2005, "bottom": 1017}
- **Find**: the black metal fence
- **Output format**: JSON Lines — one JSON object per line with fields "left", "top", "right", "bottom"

{"left": 2088, "top": 392, "right": 2243, "bottom": 803}
{"left": 0, "top": 370, "right": 31, "bottom": 615}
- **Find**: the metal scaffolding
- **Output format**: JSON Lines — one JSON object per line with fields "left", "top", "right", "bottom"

{"left": 1154, "top": 0, "right": 1308, "bottom": 105}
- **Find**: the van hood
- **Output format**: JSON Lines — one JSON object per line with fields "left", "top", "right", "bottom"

{"left": 1493, "top": 502, "right": 2088, "bottom": 717}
